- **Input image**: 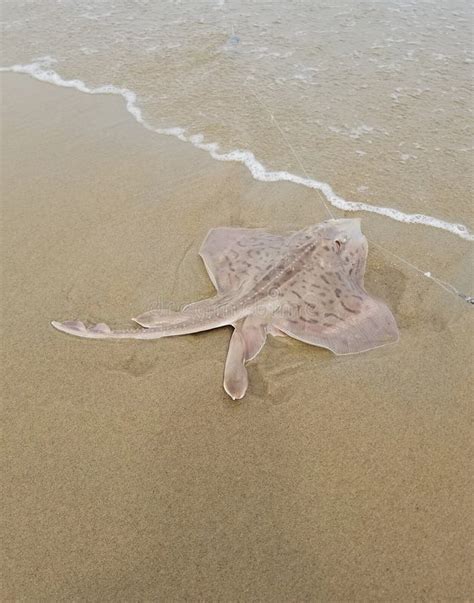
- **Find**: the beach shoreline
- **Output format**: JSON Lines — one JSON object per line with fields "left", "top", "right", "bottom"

{"left": 2, "top": 57, "right": 472, "bottom": 242}
{"left": 2, "top": 72, "right": 472, "bottom": 600}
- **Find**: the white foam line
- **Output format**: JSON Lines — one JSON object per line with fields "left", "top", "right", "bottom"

{"left": 1, "top": 57, "right": 473, "bottom": 242}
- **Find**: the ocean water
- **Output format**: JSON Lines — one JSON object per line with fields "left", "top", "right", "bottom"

{"left": 1, "top": 0, "right": 473, "bottom": 292}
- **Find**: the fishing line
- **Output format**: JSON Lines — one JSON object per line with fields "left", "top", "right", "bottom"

{"left": 368, "top": 239, "right": 473, "bottom": 303}
{"left": 243, "top": 81, "right": 335, "bottom": 221}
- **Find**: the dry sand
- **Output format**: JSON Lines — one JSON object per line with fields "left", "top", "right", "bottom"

{"left": 1, "top": 73, "right": 472, "bottom": 600}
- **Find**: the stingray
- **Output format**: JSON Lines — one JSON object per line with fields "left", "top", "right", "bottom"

{"left": 52, "top": 219, "right": 399, "bottom": 399}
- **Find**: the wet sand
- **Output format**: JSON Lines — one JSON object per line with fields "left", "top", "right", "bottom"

{"left": 2, "top": 73, "right": 472, "bottom": 600}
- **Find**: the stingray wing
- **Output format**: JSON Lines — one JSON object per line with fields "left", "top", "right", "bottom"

{"left": 273, "top": 289, "right": 399, "bottom": 355}
{"left": 135, "top": 227, "right": 288, "bottom": 327}
{"left": 199, "top": 227, "right": 288, "bottom": 293}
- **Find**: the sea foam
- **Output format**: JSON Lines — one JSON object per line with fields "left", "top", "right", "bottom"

{"left": 1, "top": 57, "right": 472, "bottom": 242}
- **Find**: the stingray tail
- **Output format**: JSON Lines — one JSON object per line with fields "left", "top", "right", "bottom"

{"left": 51, "top": 320, "right": 158, "bottom": 340}
{"left": 51, "top": 307, "right": 242, "bottom": 340}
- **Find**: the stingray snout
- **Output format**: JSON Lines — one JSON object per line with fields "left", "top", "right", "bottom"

{"left": 331, "top": 218, "right": 363, "bottom": 241}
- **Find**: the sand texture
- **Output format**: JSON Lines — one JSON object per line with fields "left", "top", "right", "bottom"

{"left": 2, "top": 73, "right": 473, "bottom": 600}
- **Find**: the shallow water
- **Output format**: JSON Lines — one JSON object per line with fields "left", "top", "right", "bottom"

{"left": 1, "top": 0, "right": 473, "bottom": 287}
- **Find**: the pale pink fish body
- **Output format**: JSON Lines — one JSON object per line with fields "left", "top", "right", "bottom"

{"left": 52, "top": 219, "right": 399, "bottom": 399}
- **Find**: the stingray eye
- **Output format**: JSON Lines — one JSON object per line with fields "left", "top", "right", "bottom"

{"left": 335, "top": 240, "right": 342, "bottom": 252}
